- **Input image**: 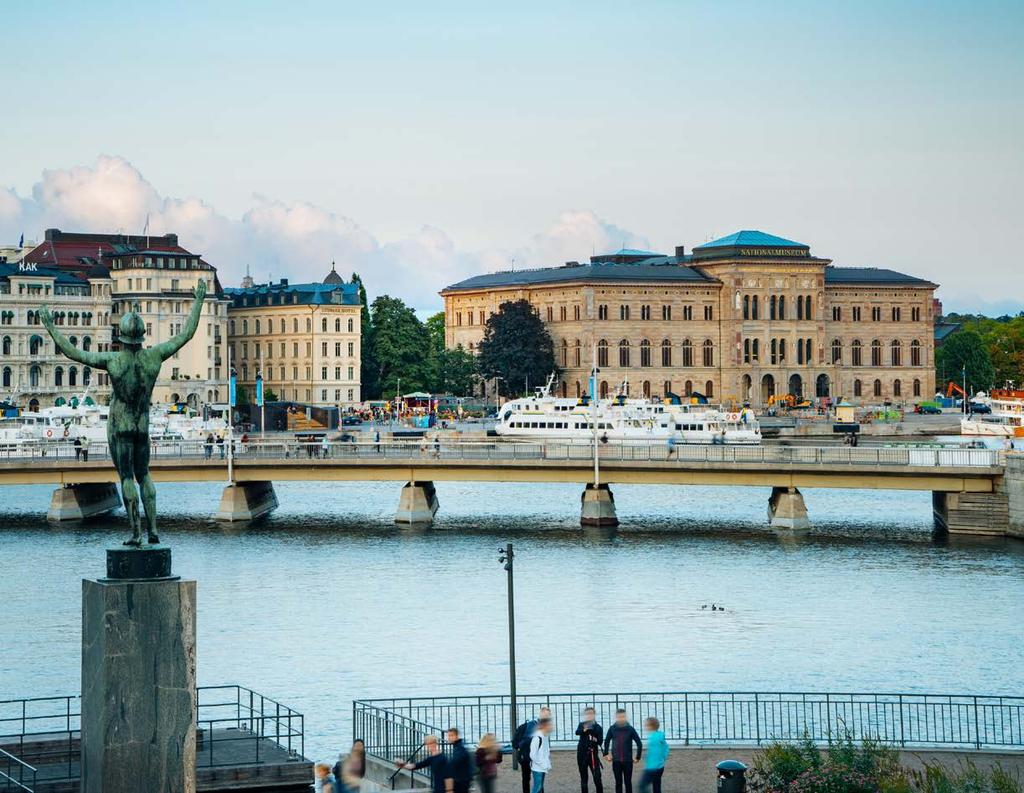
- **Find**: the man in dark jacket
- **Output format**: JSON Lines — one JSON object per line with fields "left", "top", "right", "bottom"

{"left": 576, "top": 707, "right": 604, "bottom": 793}
{"left": 514, "top": 706, "right": 552, "bottom": 793}
{"left": 400, "top": 734, "right": 447, "bottom": 793}
{"left": 445, "top": 727, "right": 475, "bottom": 793}
{"left": 602, "top": 709, "right": 642, "bottom": 793}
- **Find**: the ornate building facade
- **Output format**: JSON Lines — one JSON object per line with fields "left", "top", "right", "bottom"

{"left": 224, "top": 266, "right": 362, "bottom": 407}
{"left": 441, "top": 231, "right": 937, "bottom": 406}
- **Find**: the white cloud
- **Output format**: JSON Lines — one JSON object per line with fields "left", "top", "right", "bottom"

{"left": 0, "top": 157, "right": 649, "bottom": 311}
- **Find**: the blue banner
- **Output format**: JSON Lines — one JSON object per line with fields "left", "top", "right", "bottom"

{"left": 255, "top": 373, "right": 264, "bottom": 407}
{"left": 229, "top": 368, "right": 237, "bottom": 407}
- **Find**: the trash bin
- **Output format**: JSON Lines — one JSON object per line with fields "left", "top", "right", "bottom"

{"left": 716, "top": 760, "right": 748, "bottom": 792}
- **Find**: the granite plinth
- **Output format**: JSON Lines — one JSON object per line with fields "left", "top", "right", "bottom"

{"left": 105, "top": 545, "right": 174, "bottom": 580}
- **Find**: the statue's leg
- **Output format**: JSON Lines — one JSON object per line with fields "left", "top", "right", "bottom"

{"left": 111, "top": 437, "right": 141, "bottom": 546}
{"left": 134, "top": 438, "right": 159, "bottom": 544}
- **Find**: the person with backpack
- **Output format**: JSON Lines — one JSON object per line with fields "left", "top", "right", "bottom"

{"left": 529, "top": 717, "right": 553, "bottom": 793}
{"left": 575, "top": 706, "right": 604, "bottom": 793}
{"left": 602, "top": 709, "right": 642, "bottom": 793}
{"left": 444, "top": 727, "right": 474, "bottom": 793}
{"left": 514, "top": 706, "right": 552, "bottom": 793}
{"left": 638, "top": 718, "right": 668, "bottom": 793}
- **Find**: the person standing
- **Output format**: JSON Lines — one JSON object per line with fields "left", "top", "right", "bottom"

{"left": 638, "top": 718, "right": 667, "bottom": 793}
{"left": 475, "top": 733, "right": 503, "bottom": 793}
{"left": 315, "top": 762, "right": 339, "bottom": 793}
{"left": 444, "top": 727, "right": 474, "bottom": 793}
{"left": 217, "top": 433, "right": 225, "bottom": 459}
{"left": 334, "top": 739, "right": 366, "bottom": 793}
{"left": 576, "top": 707, "right": 604, "bottom": 793}
{"left": 529, "top": 717, "right": 553, "bottom": 793}
{"left": 603, "top": 709, "right": 642, "bottom": 793}
{"left": 204, "top": 433, "right": 214, "bottom": 460}
{"left": 399, "top": 735, "right": 447, "bottom": 793}
{"left": 80, "top": 435, "right": 90, "bottom": 461}
{"left": 74, "top": 436, "right": 82, "bottom": 461}
{"left": 514, "top": 706, "right": 552, "bottom": 793}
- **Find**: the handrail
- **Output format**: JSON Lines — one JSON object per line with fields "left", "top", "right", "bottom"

{"left": 387, "top": 741, "right": 425, "bottom": 788}
{"left": 0, "top": 746, "right": 36, "bottom": 792}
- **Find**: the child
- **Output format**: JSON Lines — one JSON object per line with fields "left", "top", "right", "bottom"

{"left": 639, "top": 718, "right": 668, "bottom": 793}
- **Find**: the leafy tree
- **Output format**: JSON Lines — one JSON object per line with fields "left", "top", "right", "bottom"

{"left": 369, "top": 295, "right": 432, "bottom": 396}
{"left": 234, "top": 384, "right": 250, "bottom": 405}
{"left": 351, "top": 272, "right": 380, "bottom": 398}
{"left": 935, "top": 329, "right": 995, "bottom": 394}
{"left": 423, "top": 310, "right": 479, "bottom": 395}
{"left": 264, "top": 388, "right": 279, "bottom": 402}
{"left": 942, "top": 313, "right": 1024, "bottom": 389}
{"left": 476, "top": 299, "right": 557, "bottom": 397}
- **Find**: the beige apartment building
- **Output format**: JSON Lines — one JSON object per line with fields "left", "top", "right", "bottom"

{"left": 441, "top": 230, "right": 937, "bottom": 406}
{"left": 225, "top": 266, "right": 362, "bottom": 407}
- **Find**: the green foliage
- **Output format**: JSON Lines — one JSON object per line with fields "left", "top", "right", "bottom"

{"left": 351, "top": 272, "right": 380, "bottom": 399}
{"left": 369, "top": 295, "right": 432, "bottom": 397}
{"left": 423, "top": 311, "right": 478, "bottom": 395}
{"left": 264, "top": 388, "right": 279, "bottom": 402}
{"left": 234, "top": 384, "right": 251, "bottom": 406}
{"left": 476, "top": 299, "right": 557, "bottom": 397}
{"left": 942, "top": 313, "right": 1024, "bottom": 390}
{"left": 909, "top": 760, "right": 1022, "bottom": 793}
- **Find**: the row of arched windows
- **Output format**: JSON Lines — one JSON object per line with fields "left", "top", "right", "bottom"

{"left": 852, "top": 378, "right": 922, "bottom": 398}
{"left": 231, "top": 316, "right": 356, "bottom": 336}
{"left": 1, "top": 335, "right": 93, "bottom": 356}
{"left": 562, "top": 339, "right": 715, "bottom": 369}
{"left": 1, "top": 365, "right": 92, "bottom": 388}
{"left": 741, "top": 294, "right": 814, "bottom": 321}
{"left": 833, "top": 339, "right": 923, "bottom": 367}
{"left": 567, "top": 379, "right": 716, "bottom": 400}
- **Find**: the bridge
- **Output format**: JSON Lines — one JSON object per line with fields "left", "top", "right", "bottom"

{"left": 1, "top": 439, "right": 1020, "bottom": 536}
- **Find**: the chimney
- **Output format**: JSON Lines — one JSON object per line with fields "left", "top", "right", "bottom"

{"left": 675, "top": 245, "right": 686, "bottom": 258}
{"left": 280, "top": 278, "right": 289, "bottom": 286}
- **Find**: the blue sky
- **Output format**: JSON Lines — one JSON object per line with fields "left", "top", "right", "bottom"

{"left": 1, "top": 0, "right": 1022, "bottom": 312}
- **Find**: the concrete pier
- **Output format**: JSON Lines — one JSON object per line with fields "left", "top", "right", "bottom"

{"left": 216, "top": 481, "right": 278, "bottom": 522}
{"left": 47, "top": 483, "right": 120, "bottom": 521}
{"left": 81, "top": 574, "right": 197, "bottom": 793}
{"left": 395, "top": 481, "right": 439, "bottom": 524}
{"left": 768, "top": 486, "right": 811, "bottom": 532}
{"left": 581, "top": 483, "right": 618, "bottom": 527}
{"left": 932, "top": 487, "right": 1009, "bottom": 536}
{"left": 1007, "top": 454, "right": 1024, "bottom": 539}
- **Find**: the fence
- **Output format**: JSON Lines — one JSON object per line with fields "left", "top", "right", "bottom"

{"left": 0, "top": 685, "right": 303, "bottom": 792}
{"left": 353, "top": 691, "right": 1024, "bottom": 761}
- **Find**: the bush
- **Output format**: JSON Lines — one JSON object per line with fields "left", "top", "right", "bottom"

{"left": 909, "top": 760, "right": 1022, "bottom": 793}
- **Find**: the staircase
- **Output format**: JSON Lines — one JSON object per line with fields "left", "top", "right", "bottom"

{"left": 286, "top": 413, "right": 325, "bottom": 431}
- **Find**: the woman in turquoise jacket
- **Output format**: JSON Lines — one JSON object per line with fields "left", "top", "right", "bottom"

{"left": 639, "top": 717, "right": 668, "bottom": 793}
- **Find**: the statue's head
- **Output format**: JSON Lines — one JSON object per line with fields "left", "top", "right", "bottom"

{"left": 116, "top": 312, "right": 146, "bottom": 348}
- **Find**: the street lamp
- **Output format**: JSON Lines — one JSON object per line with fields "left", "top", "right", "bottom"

{"left": 498, "top": 542, "right": 518, "bottom": 768}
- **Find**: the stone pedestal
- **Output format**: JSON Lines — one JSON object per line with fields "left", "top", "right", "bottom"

{"left": 216, "top": 481, "right": 278, "bottom": 522}
{"left": 47, "top": 483, "right": 120, "bottom": 522}
{"left": 81, "top": 549, "right": 196, "bottom": 793}
{"left": 767, "top": 486, "right": 811, "bottom": 532}
{"left": 395, "top": 481, "right": 439, "bottom": 525}
{"left": 581, "top": 483, "right": 618, "bottom": 527}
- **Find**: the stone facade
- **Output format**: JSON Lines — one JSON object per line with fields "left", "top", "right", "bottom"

{"left": 442, "top": 231, "right": 937, "bottom": 406}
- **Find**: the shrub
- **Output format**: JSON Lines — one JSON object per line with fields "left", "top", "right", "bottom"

{"left": 909, "top": 760, "right": 1022, "bottom": 793}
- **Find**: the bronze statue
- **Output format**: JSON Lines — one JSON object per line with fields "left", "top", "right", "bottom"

{"left": 40, "top": 281, "right": 208, "bottom": 546}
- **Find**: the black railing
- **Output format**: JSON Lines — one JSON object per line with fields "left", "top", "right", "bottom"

{"left": 354, "top": 691, "right": 1024, "bottom": 757}
{"left": 0, "top": 685, "right": 304, "bottom": 792}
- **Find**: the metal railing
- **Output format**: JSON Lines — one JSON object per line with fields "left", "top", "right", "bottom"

{"left": 0, "top": 685, "right": 304, "bottom": 791}
{"left": 0, "top": 439, "right": 1005, "bottom": 469}
{"left": 354, "top": 691, "right": 1024, "bottom": 756}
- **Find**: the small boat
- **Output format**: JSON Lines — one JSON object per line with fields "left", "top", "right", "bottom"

{"left": 961, "top": 389, "right": 1024, "bottom": 438}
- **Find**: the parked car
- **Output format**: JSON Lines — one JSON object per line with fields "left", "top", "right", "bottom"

{"left": 341, "top": 415, "right": 363, "bottom": 426}
{"left": 968, "top": 402, "right": 992, "bottom": 414}
{"left": 915, "top": 403, "right": 942, "bottom": 415}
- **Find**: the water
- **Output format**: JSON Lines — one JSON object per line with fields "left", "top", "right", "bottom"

{"left": 1, "top": 480, "right": 1022, "bottom": 763}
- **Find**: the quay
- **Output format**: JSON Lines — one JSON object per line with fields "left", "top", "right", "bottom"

{"left": 0, "top": 440, "right": 1021, "bottom": 537}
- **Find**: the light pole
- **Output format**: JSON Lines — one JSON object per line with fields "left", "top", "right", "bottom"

{"left": 498, "top": 543, "right": 518, "bottom": 768}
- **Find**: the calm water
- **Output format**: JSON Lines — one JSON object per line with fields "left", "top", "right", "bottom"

{"left": 1, "top": 480, "right": 1023, "bottom": 762}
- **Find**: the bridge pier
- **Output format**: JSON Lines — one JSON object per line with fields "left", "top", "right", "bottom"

{"left": 767, "top": 486, "right": 811, "bottom": 532}
{"left": 932, "top": 487, "right": 1009, "bottom": 536}
{"left": 1007, "top": 455, "right": 1024, "bottom": 539}
{"left": 216, "top": 481, "right": 279, "bottom": 522}
{"left": 47, "top": 483, "right": 120, "bottom": 522}
{"left": 581, "top": 483, "right": 618, "bottom": 528}
{"left": 395, "top": 481, "right": 439, "bottom": 525}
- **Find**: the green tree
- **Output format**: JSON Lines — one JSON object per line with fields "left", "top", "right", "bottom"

{"left": 936, "top": 329, "right": 995, "bottom": 394}
{"left": 422, "top": 311, "right": 479, "bottom": 395}
{"left": 369, "top": 295, "right": 431, "bottom": 396}
{"left": 351, "top": 272, "right": 380, "bottom": 398}
{"left": 264, "top": 388, "right": 279, "bottom": 402}
{"left": 476, "top": 299, "right": 557, "bottom": 397}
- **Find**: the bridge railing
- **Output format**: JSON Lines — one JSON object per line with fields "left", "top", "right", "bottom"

{"left": 354, "top": 691, "right": 1024, "bottom": 755}
{"left": 0, "top": 439, "right": 1004, "bottom": 468}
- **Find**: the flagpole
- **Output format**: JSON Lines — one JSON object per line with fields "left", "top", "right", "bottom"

{"left": 259, "top": 347, "right": 265, "bottom": 440}
{"left": 592, "top": 341, "right": 599, "bottom": 487}
{"left": 227, "top": 339, "right": 234, "bottom": 484}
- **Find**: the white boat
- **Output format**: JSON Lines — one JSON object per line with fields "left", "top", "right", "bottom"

{"left": 149, "top": 403, "right": 229, "bottom": 441}
{"left": 960, "top": 389, "right": 1024, "bottom": 439}
{"left": 494, "top": 375, "right": 761, "bottom": 444}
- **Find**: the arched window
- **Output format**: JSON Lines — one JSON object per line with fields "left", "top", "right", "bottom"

{"left": 663, "top": 380, "right": 672, "bottom": 397}
{"left": 560, "top": 339, "right": 568, "bottom": 367}
{"left": 230, "top": 319, "right": 236, "bottom": 335}
{"left": 682, "top": 380, "right": 692, "bottom": 396}
{"left": 751, "top": 295, "right": 759, "bottom": 320}
{"left": 743, "top": 295, "right": 750, "bottom": 320}
{"left": 797, "top": 295, "right": 804, "bottom": 320}
{"left": 69, "top": 367, "right": 78, "bottom": 387}
{"left": 597, "top": 339, "right": 609, "bottom": 368}
{"left": 348, "top": 318, "right": 354, "bottom": 333}
{"left": 29, "top": 365, "right": 41, "bottom": 387}
{"left": 83, "top": 367, "right": 91, "bottom": 386}
{"left": 681, "top": 339, "right": 693, "bottom": 367}
{"left": 1, "top": 336, "right": 10, "bottom": 355}
{"left": 806, "top": 338, "right": 814, "bottom": 364}
{"left": 322, "top": 318, "right": 328, "bottom": 332}
{"left": 69, "top": 336, "right": 77, "bottom": 348}
{"left": 779, "top": 295, "right": 786, "bottom": 320}
{"left": 702, "top": 340, "right": 713, "bottom": 367}
{"left": 797, "top": 339, "right": 804, "bottom": 365}
{"left": 891, "top": 340, "right": 902, "bottom": 366}
{"left": 779, "top": 338, "right": 786, "bottom": 361}
{"left": 893, "top": 379, "right": 902, "bottom": 397}
{"left": 619, "top": 304, "right": 630, "bottom": 321}
{"left": 873, "top": 378, "right": 882, "bottom": 397}
{"left": 54, "top": 367, "right": 64, "bottom": 387}
{"left": 752, "top": 338, "right": 760, "bottom": 362}
{"left": 29, "top": 335, "right": 43, "bottom": 356}
{"left": 575, "top": 381, "right": 581, "bottom": 398}
{"left": 743, "top": 338, "right": 751, "bottom": 364}
{"left": 769, "top": 295, "right": 777, "bottom": 320}
{"left": 871, "top": 340, "right": 882, "bottom": 367}
{"left": 618, "top": 339, "right": 630, "bottom": 367}
{"left": 573, "top": 340, "right": 581, "bottom": 368}
{"left": 805, "top": 294, "right": 812, "bottom": 319}
{"left": 639, "top": 339, "right": 651, "bottom": 367}
{"left": 82, "top": 336, "right": 92, "bottom": 351}
{"left": 851, "top": 340, "right": 862, "bottom": 366}
{"left": 910, "top": 340, "right": 922, "bottom": 366}
{"left": 854, "top": 379, "right": 862, "bottom": 397}
{"left": 770, "top": 338, "right": 778, "bottom": 364}
{"left": 661, "top": 339, "right": 672, "bottom": 367}
{"left": 642, "top": 380, "right": 651, "bottom": 398}
{"left": 913, "top": 378, "right": 921, "bottom": 397}
{"left": 1, "top": 367, "right": 10, "bottom": 388}
{"left": 705, "top": 379, "right": 714, "bottom": 398}
{"left": 831, "top": 339, "right": 842, "bottom": 364}
{"left": 292, "top": 318, "right": 298, "bottom": 333}
{"left": 599, "top": 380, "right": 609, "bottom": 399}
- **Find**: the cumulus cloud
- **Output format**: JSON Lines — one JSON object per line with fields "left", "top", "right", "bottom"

{"left": 0, "top": 156, "right": 649, "bottom": 311}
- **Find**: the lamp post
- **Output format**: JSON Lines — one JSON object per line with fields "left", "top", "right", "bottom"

{"left": 498, "top": 543, "right": 518, "bottom": 768}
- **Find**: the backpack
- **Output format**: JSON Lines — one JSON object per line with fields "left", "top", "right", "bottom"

{"left": 514, "top": 719, "right": 537, "bottom": 764}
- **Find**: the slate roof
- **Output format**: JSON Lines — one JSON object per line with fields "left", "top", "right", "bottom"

{"left": 443, "top": 257, "right": 716, "bottom": 292}
{"left": 824, "top": 266, "right": 936, "bottom": 286}
{"left": 695, "top": 230, "right": 808, "bottom": 249}
{"left": 0, "top": 262, "right": 88, "bottom": 285}
{"left": 224, "top": 279, "right": 360, "bottom": 307}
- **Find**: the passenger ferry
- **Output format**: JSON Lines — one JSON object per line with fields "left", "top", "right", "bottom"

{"left": 494, "top": 376, "right": 760, "bottom": 444}
{"left": 961, "top": 389, "right": 1024, "bottom": 438}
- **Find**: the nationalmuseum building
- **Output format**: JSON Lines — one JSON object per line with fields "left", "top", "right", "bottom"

{"left": 442, "top": 230, "right": 937, "bottom": 406}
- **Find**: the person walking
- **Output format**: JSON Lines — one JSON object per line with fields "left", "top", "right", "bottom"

{"left": 80, "top": 435, "right": 90, "bottom": 462}
{"left": 321, "top": 433, "right": 331, "bottom": 459}
{"left": 529, "top": 717, "right": 553, "bottom": 793}
{"left": 514, "top": 706, "right": 552, "bottom": 793}
{"left": 576, "top": 707, "right": 604, "bottom": 793}
{"left": 334, "top": 739, "right": 366, "bottom": 793}
{"left": 444, "top": 727, "right": 474, "bottom": 793}
{"left": 399, "top": 734, "right": 447, "bottom": 793}
{"left": 204, "top": 433, "right": 214, "bottom": 460}
{"left": 74, "top": 437, "right": 82, "bottom": 461}
{"left": 315, "top": 762, "right": 339, "bottom": 793}
{"left": 638, "top": 718, "right": 667, "bottom": 793}
{"left": 375, "top": 428, "right": 382, "bottom": 454}
{"left": 475, "top": 733, "right": 502, "bottom": 793}
{"left": 603, "top": 709, "right": 642, "bottom": 793}
{"left": 665, "top": 435, "right": 676, "bottom": 460}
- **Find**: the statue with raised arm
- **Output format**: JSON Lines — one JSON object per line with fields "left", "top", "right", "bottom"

{"left": 40, "top": 280, "right": 208, "bottom": 546}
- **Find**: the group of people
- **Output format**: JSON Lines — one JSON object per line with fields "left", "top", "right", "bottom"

{"left": 314, "top": 739, "right": 366, "bottom": 793}
{"left": 373, "top": 708, "right": 668, "bottom": 793}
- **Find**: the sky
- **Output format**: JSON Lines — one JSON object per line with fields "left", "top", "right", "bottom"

{"left": 1, "top": 0, "right": 1022, "bottom": 314}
